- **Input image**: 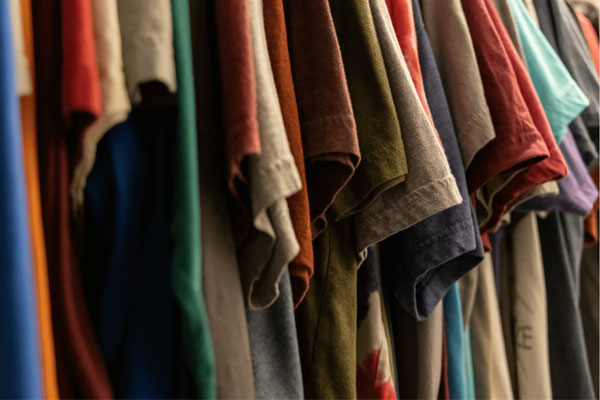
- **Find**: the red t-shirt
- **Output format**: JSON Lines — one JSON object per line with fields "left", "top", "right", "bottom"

{"left": 34, "top": 0, "right": 113, "bottom": 397}
{"left": 476, "top": 0, "right": 567, "bottom": 233}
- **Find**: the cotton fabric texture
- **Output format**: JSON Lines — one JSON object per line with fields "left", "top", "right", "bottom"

{"left": 420, "top": 0, "right": 496, "bottom": 168}
{"left": 285, "top": 0, "right": 360, "bottom": 238}
{"left": 214, "top": 0, "right": 260, "bottom": 200}
{"left": 170, "top": 0, "right": 216, "bottom": 396}
{"left": 499, "top": 212, "right": 553, "bottom": 399}
{"left": 263, "top": 0, "right": 314, "bottom": 306}
{"left": 238, "top": 0, "right": 301, "bottom": 310}
{"left": 538, "top": 212, "right": 596, "bottom": 399}
{"left": 117, "top": 0, "right": 176, "bottom": 103}
{"left": 9, "top": 0, "right": 31, "bottom": 95}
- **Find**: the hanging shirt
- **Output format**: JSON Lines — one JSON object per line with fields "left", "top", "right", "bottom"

{"left": 285, "top": 0, "right": 360, "bottom": 238}
{"left": 238, "top": 0, "right": 301, "bottom": 310}
{"left": 463, "top": 0, "right": 567, "bottom": 234}
{"left": 469, "top": 255, "right": 514, "bottom": 399}
{"left": 535, "top": 0, "right": 599, "bottom": 150}
{"left": 189, "top": 0, "right": 255, "bottom": 396}
{"left": 420, "top": 0, "right": 496, "bottom": 168}
{"left": 365, "top": 0, "right": 462, "bottom": 274}
{"left": 538, "top": 212, "right": 596, "bottom": 399}
{"left": 356, "top": 246, "right": 397, "bottom": 400}
{"left": 509, "top": 0, "right": 589, "bottom": 143}
{"left": 71, "top": 0, "right": 131, "bottom": 216}
{"left": 9, "top": 0, "right": 31, "bottom": 95}
{"left": 580, "top": 242, "right": 599, "bottom": 397}
{"left": 34, "top": 0, "right": 113, "bottom": 396}
{"left": 170, "top": 0, "right": 216, "bottom": 397}
{"left": 117, "top": 0, "right": 176, "bottom": 103}
{"left": 498, "top": 212, "right": 553, "bottom": 399}
{"left": 263, "top": 0, "right": 314, "bottom": 307}
{"left": 0, "top": 0, "right": 42, "bottom": 396}
{"left": 214, "top": 0, "right": 260, "bottom": 208}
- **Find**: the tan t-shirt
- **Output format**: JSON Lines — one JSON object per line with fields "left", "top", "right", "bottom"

{"left": 237, "top": 0, "right": 301, "bottom": 310}
{"left": 356, "top": 0, "right": 462, "bottom": 255}
{"left": 500, "top": 212, "right": 552, "bottom": 399}
{"left": 470, "top": 254, "right": 514, "bottom": 399}
{"left": 9, "top": 0, "right": 31, "bottom": 96}
{"left": 71, "top": 0, "right": 131, "bottom": 215}
{"left": 420, "top": 0, "right": 496, "bottom": 168}
{"left": 117, "top": 0, "right": 177, "bottom": 103}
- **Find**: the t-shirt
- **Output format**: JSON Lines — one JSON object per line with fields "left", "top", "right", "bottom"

{"left": 238, "top": 0, "right": 301, "bottom": 310}
{"left": 384, "top": 0, "right": 436, "bottom": 129}
{"left": 214, "top": 0, "right": 260, "bottom": 202}
{"left": 71, "top": 0, "right": 131, "bottom": 216}
{"left": 84, "top": 113, "right": 175, "bottom": 398}
{"left": 33, "top": 0, "right": 113, "bottom": 396}
{"left": 363, "top": 0, "right": 461, "bottom": 263}
{"left": 170, "top": 1, "right": 216, "bottom": 396}
{"left": 285, "top": 0, "right": 360, "bottom": 238}
{"left": 18, "top": 0, "right": 59, "bottom": 396}
{"left": 356, "top": 246, "right": 396, "bottom": 399}
{"left": 117, "top": 0, "right": 177, "bottom": 104}
{"left": 388, "top": 299, "right": 444, "bottom": 399}
{"left": 535, "top": 0, "right": 600, "bottom": 149}
{"left": 491, "top": 0, "right": 526, "bottom": 59}
{"left": 461, "top": 0, "right": 550, "bottom": 197}
{"left": 469, "top": 255, "right": 514, "bottom": 399}
{"left": 0, "top": 2, "right": 42, "bottom": 396}
{"left": 263, "top": 0, "right": 314, "bottom": 307}
{"left": 443, "top": 284, "right": 467, "bottom": 400}
{"left": 9, "top": 0, "right": 31, "bottom": 95}
{"left": 62, "top": 0, "right": 102, "bottom": 117}
{"left": 378, "top": 0, "right": 481, "bottom": 320}
{"left": 295, "top": 218, "right": 359, "bottom": 399}
{"left": 420, "top": 0, "right": 496, "bottom": 168}
{"left": 509, "top": 0, "right": 589, "bottom": 143}
{"left": 464, "top": 0, "right": 568, "bottom": 234}
{"left": 538, "top": 212, "right": 595, "bottom": 399}
{"left": 499, "top": 212, "right": 553, "bottom": 399}
{"left": 246, "top": 270, "right": 304, "bottom": 399}
{"left": 523, "top": 131, "right": 598, "bottom": 215}
{"left": 327, "top": 0, "right": 408, "bottom": 225}
{"left": 189, "top": 0, "right": 254, "bottom": 396}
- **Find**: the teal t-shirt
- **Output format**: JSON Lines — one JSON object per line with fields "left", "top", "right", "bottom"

{"left": 509, "top": 0, "right": 589, "bottom": 143}
{"left": 170, "top": 0, "right": 216, "bottom": 397}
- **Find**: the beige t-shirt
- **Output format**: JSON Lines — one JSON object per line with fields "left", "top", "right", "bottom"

{"left": 470, "top": 254, "right": 514, "bottom": 399}
{"left": 356, "top": 0, "right": 462, "bottom": 255}
{"left": 117, "top": 0, "right": 177, "bottom": 103}
{"left": 500, "top": 212, "right": 553, "bottom": 399}
{"left": 9, "top": 0, "right": 31, "bottom": 96}
{"left": 71, "top": 0, "right": 132, "bottom": 215}
{"left": 392, "top": 300, "right": 444, "bottom": 400}
{"left": 420, "top": 0, "right": 496, "bottom": 168}
{"left": 238, "top": 0, "right": 301, "bottom": 310}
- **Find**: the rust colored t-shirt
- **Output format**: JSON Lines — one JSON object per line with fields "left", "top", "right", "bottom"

{"left": 263, "top": 0, "right": 314, "bottom": 307}
{"left": 474, "top": 0, "right": 567, "bottom": 233}
{"left": 214, "top": 0, "right": 260, "bottom": 201}
{"left": 33, "top": 0, "right": 113, "bottom": 397}
{"left": 577, "top": 11, "right": 600, "bottom": 76}
{"left": 285, "top": 0, "right": 360, "bottom": 238}
{"left": 461, "top": 0, "right": 552, "bottom": 198}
